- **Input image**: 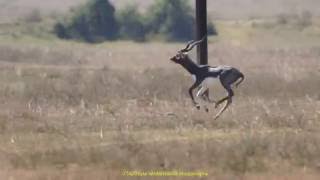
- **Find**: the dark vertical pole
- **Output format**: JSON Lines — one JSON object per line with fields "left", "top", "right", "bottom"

{"left": 196, "top": 0, "right": 208, "bottom": 65}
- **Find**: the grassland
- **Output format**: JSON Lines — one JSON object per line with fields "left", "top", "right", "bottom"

{"left": 0, "top": 0, "right": 320, "bottom": 178}
{"left": 0, "top": 19, "right": 319, "bottom": 179}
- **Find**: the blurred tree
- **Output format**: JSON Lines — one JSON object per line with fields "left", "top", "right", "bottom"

{"left": 146, "top": 0, "right": 194, "bottom": 41}
{"left": 117, "top": 4, "right": 146, "bottom": 41}
{"left": 207, "top": 21, "right": 218, "bottom": 36}
{"left": 54, "top": 0, "right": 217, "bottom": 42}
{"left": 54, "top": 0, "right": 118, "bottom": 43}
{"left": 54, "top": 22, "right": 69, "bottom": 39}
{"left": 146, "top": 0, "right": 217, "bottom": 41}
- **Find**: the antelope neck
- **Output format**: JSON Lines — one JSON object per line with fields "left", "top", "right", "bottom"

{"left": 179, "top": 57, "right": 200, "bottom": 75}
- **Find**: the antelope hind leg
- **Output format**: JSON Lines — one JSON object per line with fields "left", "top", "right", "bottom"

{"left": 214, "top": 98, "right": 231, "bottom": 120}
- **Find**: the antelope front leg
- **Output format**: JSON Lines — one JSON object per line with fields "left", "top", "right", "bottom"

{"left": 189, "top": 80, "right": 202, "bottom": 109}
{"left": 201, "top": 89, "right": 217, "bottom": 104}
{"left": 197, "top": 88, "right": 216, "bottom": 112}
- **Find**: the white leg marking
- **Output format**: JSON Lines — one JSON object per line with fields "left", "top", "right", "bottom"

{"left": 214, "top": 99, "right": 231, "bottom": 120}
{"left": 196, "top": 86, "right": 206, "bottom": 97}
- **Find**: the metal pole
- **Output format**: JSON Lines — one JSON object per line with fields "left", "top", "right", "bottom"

{"left": 195, "top": 0, "right": 208, "bottom": 65}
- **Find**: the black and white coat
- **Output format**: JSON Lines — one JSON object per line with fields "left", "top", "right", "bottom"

{"left": 170, "top": 52, "right": 244, "bottom": 119}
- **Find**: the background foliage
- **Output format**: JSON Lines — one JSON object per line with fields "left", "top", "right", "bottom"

{"left": 54, "top": 0, "right": 119, "bottom": 42}
{"left": 54, "top": 0, "right": 217, "bottom": 43}
{"left": 116, "top": 4, "right": 146, "bottom": 41}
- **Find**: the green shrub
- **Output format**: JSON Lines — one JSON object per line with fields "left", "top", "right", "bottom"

{"left": 146, "top": 0, "right": 194, "bottom": 41}
{"left": 54, "top": 22, "right": 69, "bottom": 39}
{"left": 207, "top": 21, "right": 218, "bottom": 36}
{"left": 54, "top": 0, "right": 217, "bottom": 42}
{"left": 117, "top": 4, "right": 146, "bottom": 41}
{"left": 146, "top": 0, "right": 217, "bottom": 41}
{"left": 54, "top": 0, "right": 118, "bottom": 43}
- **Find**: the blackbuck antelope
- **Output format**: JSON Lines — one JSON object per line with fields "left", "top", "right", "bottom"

{"left": 170, "top": 37, "right": 244, "bottom": 120}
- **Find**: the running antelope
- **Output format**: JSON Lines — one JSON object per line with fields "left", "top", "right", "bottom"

{"left": 170, "top": 37, "right": 244, "bottom": 120}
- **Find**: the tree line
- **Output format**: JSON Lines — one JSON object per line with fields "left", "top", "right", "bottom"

{"left": 54, "top": 0, "right": 217, "bottom": 43}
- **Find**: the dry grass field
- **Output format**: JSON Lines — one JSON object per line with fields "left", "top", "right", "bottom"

{"left": 0, "top": 0, "right": 320, "bottom": 179}
{"left": 0, "top": 23, "right": 320, "bottom": 179}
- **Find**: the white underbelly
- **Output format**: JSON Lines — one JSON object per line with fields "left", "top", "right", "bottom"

{"left": 191, "top": 75, "right": 219, "bottom": 87}
{"left": 202, "top": 77, "right": 219, "bottom": 87}
{"left": 191, "top": 75, "right": 197, "bottom": 82}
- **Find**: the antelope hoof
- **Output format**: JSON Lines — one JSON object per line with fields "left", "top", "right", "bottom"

{"left": 195, "top": 104, "right": 200, "bottom": 110}
{"left": 205, "top": 107, "right": 209, "bottom": 113}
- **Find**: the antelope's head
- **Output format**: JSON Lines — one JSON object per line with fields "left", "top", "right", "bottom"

{"left": 170, "top": 37, "right": 205, "bottom": 64}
